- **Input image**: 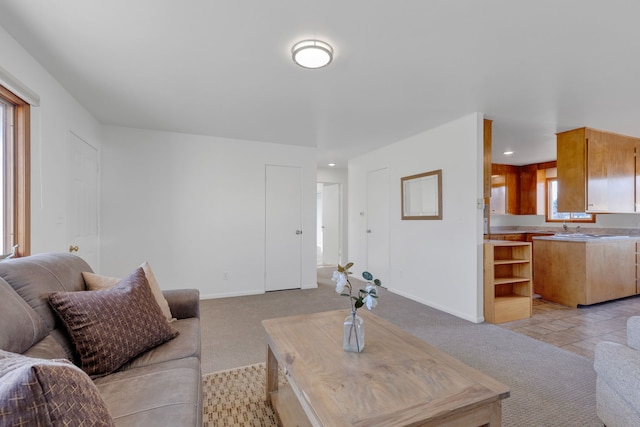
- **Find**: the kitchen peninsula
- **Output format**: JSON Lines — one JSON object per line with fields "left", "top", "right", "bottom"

{"left": 532, "top": 234, "right": 638, "bottom": 307}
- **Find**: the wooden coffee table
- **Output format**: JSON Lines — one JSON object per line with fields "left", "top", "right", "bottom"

{"left": 262, "top": 310, "right": 509, "bottom": 427}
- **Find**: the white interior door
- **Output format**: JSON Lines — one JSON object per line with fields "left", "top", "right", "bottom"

{"left": 321, "top": 183, "right": 340, "bottom": 266}
{"left": 366, "top": 168, "right": 389, "bottom": 286}
{"left": 68, "top": 131, "right": 99, "bottom": 270}
{"left": 265, "top": 165, "right": 302, "bottom": 291}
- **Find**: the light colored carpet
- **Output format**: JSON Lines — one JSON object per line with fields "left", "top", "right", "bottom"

{"left": 200, "top": 267, "right": 603, "bottom": 426}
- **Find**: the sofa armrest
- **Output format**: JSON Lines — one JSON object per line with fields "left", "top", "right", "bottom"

{"left": 628, "top": 317, "right": 640, "bottom": 350}
{"left": 163, "top": 289, "right": 200, "bottom": 320}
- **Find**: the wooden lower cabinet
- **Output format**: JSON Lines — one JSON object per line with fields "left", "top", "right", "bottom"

{"left": 637, "top": 242, "right": 640, "bottom": 293}
{"left": 488, "top": 233, "right": 525, "bottom": 241}
{"left": 534, "top": 239, "right": 636, "bottom": 307}
{"left": 484, "top": 241, "right": 532, "bottom": 323}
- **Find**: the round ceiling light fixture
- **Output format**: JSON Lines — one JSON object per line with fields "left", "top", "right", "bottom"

{"left": 292, "top": 39, "right": 333, "bottom": 69}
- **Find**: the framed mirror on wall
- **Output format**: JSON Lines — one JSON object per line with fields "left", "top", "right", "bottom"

{"left": 401, "top": 169, "right": 442, "bottom": 220}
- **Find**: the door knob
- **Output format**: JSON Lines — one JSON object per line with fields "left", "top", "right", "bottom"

{"left": 69, "top": 245, "right": 79, "bottom": 253}
{"left": 296, "top": 230, "right": 303, "bottom": 235}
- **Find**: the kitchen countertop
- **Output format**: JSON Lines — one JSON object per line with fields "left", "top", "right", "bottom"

{"left": 533, "top": 234, "right": 637, "bottom": 242}
{"left": 489, "top": 227, "right": 640, "bottom": 241}
{"left": 488, "top": 229, "right": 557, "bottom": 234}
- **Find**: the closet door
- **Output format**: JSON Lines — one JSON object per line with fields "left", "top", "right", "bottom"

{"left": 265, "top": 165, "right": 302, "bottom": 291}
{"left": 366, "top": 168, "right": 389, "bottom": 287}
{"left": 68, "top": 131, "right": 99, "bottom": 270}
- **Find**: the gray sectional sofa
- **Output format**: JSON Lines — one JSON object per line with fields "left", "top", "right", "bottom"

{"left": 0, "top": 252, "right": 202, "bottom": 426}
{"left": 594, "top": 316, "right": 640, "bottom": 427}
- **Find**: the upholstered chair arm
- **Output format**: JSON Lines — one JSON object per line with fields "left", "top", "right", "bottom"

{"left": 163, "top": 289, "right": 200, "bottom": 320}
{"left": 628, "top": 316, "right": 640, "bottom": 351}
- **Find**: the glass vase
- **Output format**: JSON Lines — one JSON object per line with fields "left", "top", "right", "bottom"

{"left": 343, "top": 311, "right": 364, "bottom": 352}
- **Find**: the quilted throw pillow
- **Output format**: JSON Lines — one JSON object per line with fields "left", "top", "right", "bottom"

{"left": 49, "top": 267, "right": 179, "bottom": 377}
{"left": 0, "top": 350, "right": 115, "bottom": 427}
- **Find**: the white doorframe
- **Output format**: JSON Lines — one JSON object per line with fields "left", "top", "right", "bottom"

{"left": 317, "top": 182, "right": 341, "bottom": 266}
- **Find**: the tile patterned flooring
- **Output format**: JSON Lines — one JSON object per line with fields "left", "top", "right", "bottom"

{"left": 499, "top": 296, "right": 640, "bottom": 360}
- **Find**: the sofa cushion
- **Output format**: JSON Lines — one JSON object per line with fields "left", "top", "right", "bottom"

{"left": 0, "top": 277, "right": 48, "bottom": 354}
{"left": 0, "top": 253, "right": 92, "bottom": 330}
{"left": 121, "top": 317, "right": 201, "bottom": 370}
{"left": 49, "top": 267, "right": 179, "bottom": 377}
{"left": 22, "top": 334, "right": 69, "bottom": 361}
{"left": 597, "top": 376, "right": 640, "bottom": 427}
{"left": 0, "top": 350, "right": 115, "bottom": 427}
{"left": 94, "top": 356, "right": 202, "bottom": 427}
{"left": 82, "top": 261, "right": 174, "bottom": 321}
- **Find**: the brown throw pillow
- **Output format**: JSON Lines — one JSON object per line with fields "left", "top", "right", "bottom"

{"left": 0, "top": 350, "right": 115, "bottom": 426}
{"left": 49, "top": 267, "right": 179, "bottom": 377}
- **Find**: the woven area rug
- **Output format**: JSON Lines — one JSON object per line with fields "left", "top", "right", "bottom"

{"left": 202, "top": 363, "right": 286, "bottom": 427}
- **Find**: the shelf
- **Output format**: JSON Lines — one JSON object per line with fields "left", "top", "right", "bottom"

{"left": 494, "top": 277, "right": 530, "bottom": 285}
{"left": 494, "top": 259, "right": 530, "bottom": 265}
{"left": 484, "top": 241, "right": 532, "bottom": 324}
{"left": 495, "top": 294, "right": 530, "bottom": 302}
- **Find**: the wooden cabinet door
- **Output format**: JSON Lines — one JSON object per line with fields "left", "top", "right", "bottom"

{"left": 483, "top": 119, "right": 492, "bottom": 199}
{"left": 635, "top": 146, "right": 640, "bottom": 212}
{"left": 556, "top": 128, "right": 587, "bottom": 212}
{"left": 491, "top": 164, "right": 519, "bottom": 214}
{"left": 490, "top": 165, "right": 506, "bottom": 214}
{"left": 586, "top": 129, "right": 635, "bottom": 213}
{"left": 557, "top": 127, "right": 637, "bottom": 213}
{"left": 505, "top": 166, "right": 519, "bottom": 214}
{"left": 557, "top": 128, "right": 587, "bottom": 213}
{"left": 518, "top": 164, "right": 537, "bottom": 215}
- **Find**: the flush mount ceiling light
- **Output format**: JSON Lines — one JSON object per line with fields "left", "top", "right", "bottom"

{"left": 292, "top": 39, "right": 333, "bottom": 69}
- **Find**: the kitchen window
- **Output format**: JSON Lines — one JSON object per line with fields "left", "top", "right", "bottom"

{"left": 546, "top": 178, "right": 595, "bottom": 223}
{"left": 0, "top": 84, "right": 30, "bottom": 257}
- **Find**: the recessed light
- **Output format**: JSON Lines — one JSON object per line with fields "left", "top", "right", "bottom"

{"left": 503, "top": 151, "right": 514, "bottom": 155}
{"left": 328, "top": 163, "right": 336, "bottom": 167}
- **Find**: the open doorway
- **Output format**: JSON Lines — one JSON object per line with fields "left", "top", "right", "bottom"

{"left": 317, "top": 182, "right": 341, "bottom": 266}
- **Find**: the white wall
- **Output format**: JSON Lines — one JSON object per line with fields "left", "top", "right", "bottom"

{"left": 100, "top": 126, "right": 317, "bottom": 298}
{"left": 349, "top": 113, "right": 485, "bottom": 322}
{"left": 0, "top": 25, "right": 103, "bottom": 259}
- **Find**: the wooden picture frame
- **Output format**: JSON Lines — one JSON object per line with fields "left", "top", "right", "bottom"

{"left": 401, "top": 169, "right": 442, "bottom": 220}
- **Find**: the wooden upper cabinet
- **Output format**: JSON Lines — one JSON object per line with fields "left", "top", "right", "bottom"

{"left": 587, "top": 130, "right": 635, "bottom": 212}
{"left": 483, "top": 119, "right": 493, "bottom": 199}
{"left": 557, "top": 127, "right": 638, "bottom": 213}
{"left": 636, "top": 148, "right": 640, "bottom": 213}
{"left": 557, "top": 128, "right": 587, "bottom": 212}
{"left": 490, "top": 164, "right": 518, "bottom": 214}
{"left": 490, "top": 162, "right": 556, "bottom": 215}
{"left": 518, "top": 164, "right": 538, "bottom": 215}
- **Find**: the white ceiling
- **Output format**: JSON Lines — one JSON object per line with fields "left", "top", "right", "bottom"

{"left": 1, "top": 0, "right": 639, "bottom": 167}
